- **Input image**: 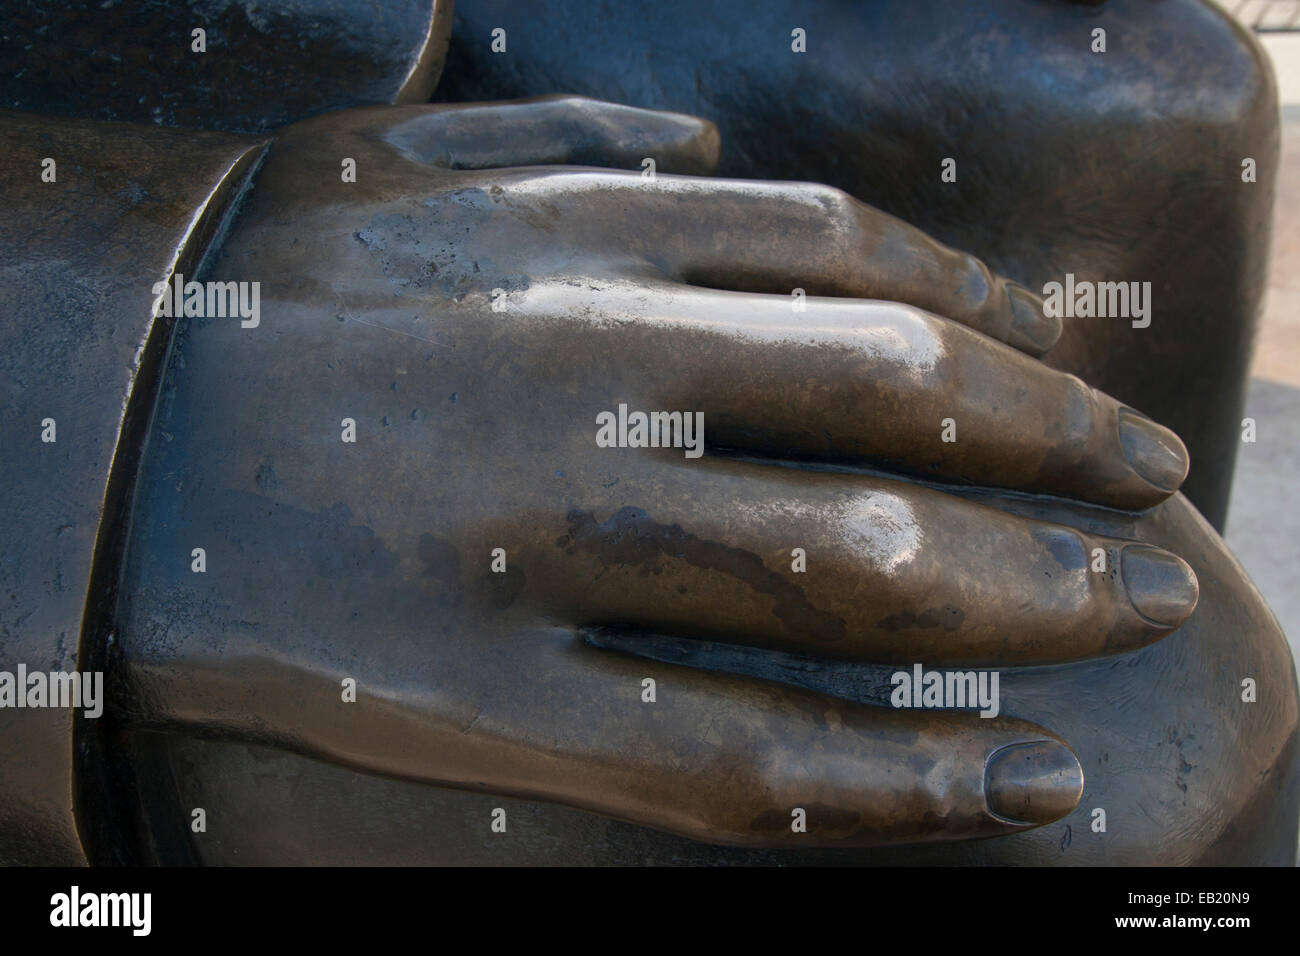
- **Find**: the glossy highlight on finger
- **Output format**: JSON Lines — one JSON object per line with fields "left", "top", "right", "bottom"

{"left": 985, "top": 740, "right": 1084, "bottom": 826}
{"left": 1118, "top": 407, "right": 1190, "bottom": 493}
{"left": 1121, "top": 545, "right": 1199, "bottom": 628}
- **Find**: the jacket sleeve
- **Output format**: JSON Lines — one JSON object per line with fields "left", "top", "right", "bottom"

{"left": 0, "top": 110, "right": 268, "bottom": 864}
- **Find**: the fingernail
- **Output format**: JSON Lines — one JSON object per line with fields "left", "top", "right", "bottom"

{"left": 1121, "top": 544, "right": 1199, "bottom": 627}
{"left": 1117, "top": 407, "right": 1188, "bottom": 492}
{"left": 985, "top": 740, "right": 1083, "bottom": 825}
{"left": 1006, "top": 282, "right": 1062, "bottom": 355}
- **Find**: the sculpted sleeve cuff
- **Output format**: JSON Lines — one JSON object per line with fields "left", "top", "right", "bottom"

{"left": 0, "top": 112, "right": 268, "bottom": 864}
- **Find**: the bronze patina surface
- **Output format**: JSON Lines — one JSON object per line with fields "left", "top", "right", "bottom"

{"left": 439, "top": 0, "right": 1279, "bottom": 531}
{"left": 0, "top": 0, "right": 1293, "bottom": 865}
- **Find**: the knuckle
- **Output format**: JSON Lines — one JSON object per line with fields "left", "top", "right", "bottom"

{"left": 544, "top": 93, "right": 601, "bottom": 111}
{"left": 809, "top": 184, "right": 860, "bottom": 225}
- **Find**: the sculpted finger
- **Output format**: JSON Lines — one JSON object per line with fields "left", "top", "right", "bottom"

{"left": 498, "top": 280, "right": 1188, "bottom": 510}
{"left": 519, "top": 459, "right": 1198, "bottom": 666}
{"left": 118, "top": 636, "right": 1084, "bottom": 848}
{"left": 499, "top": 170, "right": 1059, "bottom": 353}
{"left": 476, "top": 643, "right": 1084, "bottom": 847}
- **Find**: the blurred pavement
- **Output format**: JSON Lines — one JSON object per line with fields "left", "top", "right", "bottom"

{"left": 1223, "top": 33, "right": 1300, "bottom": 669}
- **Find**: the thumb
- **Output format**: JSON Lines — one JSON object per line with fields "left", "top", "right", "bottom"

{"left": 380, "top": 94, "right": 721, "bottom": 174}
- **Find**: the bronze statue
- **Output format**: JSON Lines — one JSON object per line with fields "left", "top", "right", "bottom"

{"left": 0, "top": 0, "right": 1294, "bottom": 866}
{"left": 4, "top": 1, "right": 1271, "bottom": 528}
{"left": 437, "top": 0, "right": 1279, "bottom": 532}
